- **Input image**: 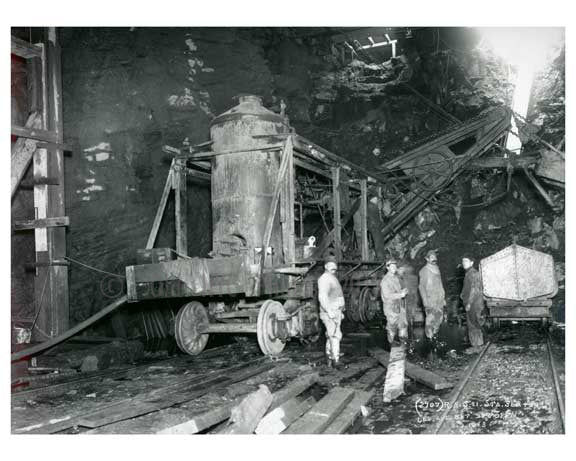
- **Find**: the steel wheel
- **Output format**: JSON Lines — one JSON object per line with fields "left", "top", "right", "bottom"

{"left": 174, "top": 301, "right": 209, "bottom": 356}
{"left": 257, "top": 300, "right": 286, "bottom": 356}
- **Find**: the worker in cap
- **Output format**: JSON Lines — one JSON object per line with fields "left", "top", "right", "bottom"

{"left": 380, "top": 259, "right": 409, "bottom": 345}
{"left": 460, "top": 254, "right": 485, "bottom": 350}
{"left": 418, "top": 249, "right": 446, "bottom": 344}
{"left": 318, "top": 255, "right": 345, "bottom": 368}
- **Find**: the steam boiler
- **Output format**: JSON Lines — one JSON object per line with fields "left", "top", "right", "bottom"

{"left": 125, "top": 95, "right": 387, "bottom": 356}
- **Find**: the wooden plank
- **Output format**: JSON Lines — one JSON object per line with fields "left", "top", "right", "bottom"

{"left": 255, "top": 396, "right": 315, "bottom": 434}
{"left": 314, "top": 198, "right": 360, "bottom": 256}
{"left": 524, "top": 167, "right": 556, "bottom": 208}
{"left": 294, "top": 135, "right": 387, "bottom": 184}
{"left": 174, "top": 158, "right": 188, "bottom": 257}
{"left": 283, "top": 387, "right": 355, "bottom": 434}
{"left": 256, "top": 137, "right": 293, "bottom": 293}
{"left": 11, "top": 112, "right": 42, "bottom": 198}
{"left": 355, "top": 367, "right": 386, "bottom": 390}
{"left": 369, "top": 348, "right": 453, "bottom": 391}
{"left": 13, "top": 216, "right": 69, "bottom": 231}
{"left": 382, "top": 345, "right": 406, "bottom": 402}
{"left": 322, "top": 390, "right": 374, "bottom": 434}
{"left": 156, "top": 371, "right": 320, "bottom": 434}
{"left": 11, "top": 35, "right": 43, "bottom": 58}
{"left": 11, "top": 125, "right": 59, "bottom": 144}
{"left": 78, "top": 361, "right": 273, "bottom": 430}
{"left": 146, "top": 161, "right": 174, "bottom": 249}
{"left": 332, "top": 167, "right": 342, "bottom": 260}
{"left": 359, "top": 179, "right": 369, "bottom": 260}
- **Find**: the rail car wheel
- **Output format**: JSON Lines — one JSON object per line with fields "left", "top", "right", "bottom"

{"left": 257, "top": 300, "right": 287, "bottom": 356}
{"left": 175, "top": 301, "right": 209, "bottom": 356}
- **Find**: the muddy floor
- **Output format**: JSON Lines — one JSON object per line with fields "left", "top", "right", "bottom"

{"left": 11, "top": 321, "right": 565, "bottom": 435}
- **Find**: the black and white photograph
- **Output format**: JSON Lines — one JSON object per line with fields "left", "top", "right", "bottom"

{"left": 5, "top": 2, "right": 571, "bottom": 453}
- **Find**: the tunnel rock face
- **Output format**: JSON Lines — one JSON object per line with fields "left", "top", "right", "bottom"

{"left": 57, "top": 28, "right": 335, "bottom": 325}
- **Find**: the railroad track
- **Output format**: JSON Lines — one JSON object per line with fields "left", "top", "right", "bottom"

{"left": 428, "top": 336, "right": 564, "bottom": 434}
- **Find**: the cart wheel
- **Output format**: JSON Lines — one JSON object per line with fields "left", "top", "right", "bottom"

{"left": 257, "top": 300, "right": 287, "bottom": 356}
{"left": 174, "top": 301, "right": 209, "bottom": 356}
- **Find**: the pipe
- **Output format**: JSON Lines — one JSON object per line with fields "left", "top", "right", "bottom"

{"left": 11, "top": 296, "right": 128, "bottom": 362}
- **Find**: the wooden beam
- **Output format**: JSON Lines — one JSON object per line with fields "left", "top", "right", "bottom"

{"left": 174, "top": 158, "right": 188, "bottom": 257}
{"left": 314, "top": 198, "right": 360, "bottom": 257}
{"left": 523, "top": 167, "right": 556, "bottom": 208}
{"left": 11, "top": 35, "right": 42, "bottom": 58}
{"left": 359, "top": 179, "right": 369, "bottom": 260}
{"left": 146, "top": 161, "right": 174, "bottom": 249}
{"left": 465, "top": 155, "right": 538, "bottom": 170}
{"left": 283, "top": 387, "right": 355, "bottom": 434}
{"left": 13, "top": 216, "right": 69, "bottom": 231}
{"left": 11, "top": 124, "right": 59, "bottom": 144}
{"left": 369, "top": 348, "right": 453, "bottom": 391}
{"left": 11, "top": 112, "right": 42, "bottom": 198}
{"left": 332, "top": 167, "right": 342, "bottom": 260}
{"left": 256, "top": 137, "right": 293, "bottom": 294}
{"left": 31, "top": 28, "right": 69, "bottom": 340}
{"left": 255, "top": 396, "right": 315, "bottom": 435}
{"left": 322, "top": 390, "right": 374, "bottom": 434}
{"left": 157, "top": 371, "right": 320, "bottom": 434}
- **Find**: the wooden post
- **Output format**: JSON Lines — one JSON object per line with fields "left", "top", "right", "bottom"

{"left": 360, "top": 179, "right": 369, "bottom": 260}
{"left": 145, "top": 161, "right": 174, "bottom": 249}
{"left": 174, "top": 158, "right": 188, "bottom": 257}
{"left": 31, "top": 28, "right": 69, "bottom": 340}
{"left": 331, "top": 167, "right": 342, "bottom": 260}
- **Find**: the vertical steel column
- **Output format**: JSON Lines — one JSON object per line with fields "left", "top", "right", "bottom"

{"left": 32, "top": 28, "right": 69, "bottom": 340}
{"left": 174, "top": 158, "right": 188, "bottom": 258}
{"left": 331, "top": 167, "right": 342, "bottom": 260}
{"left": 360, "top": 179, "right": 369, "bottom": 260}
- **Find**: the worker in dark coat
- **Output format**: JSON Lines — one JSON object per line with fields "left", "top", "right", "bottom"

{"left": 461, "top": 255, "right": 485, "bottom": 349}
{"left": 380, "top": 260, "right": 409, "bottom": 345}
{"left": 419, "top": 250, "right": 446, "bottom": 341}
{"left": 318, "top": 255, "right": 345, "bottom": 368}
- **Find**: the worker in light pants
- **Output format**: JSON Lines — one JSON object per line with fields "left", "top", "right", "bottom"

{"left": 419, "top": 249, "right": 446, "bottom": 342}
{"left": 318, "top": 255, "right": 345, "bottom": 368}
{"left": 380, "top": 260, "right": 409, "bottom": 345}
{"left": 461, "top": 255, "right": 485, "bottom": 349}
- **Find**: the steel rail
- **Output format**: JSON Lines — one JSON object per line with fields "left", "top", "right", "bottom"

{"left": 546, "top": 336, "right": 565, "bottom": 432}
{"left": 428, "top": 342, "right": 491, "bottom": 434}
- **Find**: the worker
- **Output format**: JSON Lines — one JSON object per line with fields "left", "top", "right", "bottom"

{"left": 418, "top": 250, "right": 446, "bottom": 342}
{"left": 380, "top": 260, "right": 409, "bottom": 345}
{"left": 318, "top": 255, "right": 345, "bottom": 368}
{"left": 461, "top": 254, "right": 485, "bottom": 350}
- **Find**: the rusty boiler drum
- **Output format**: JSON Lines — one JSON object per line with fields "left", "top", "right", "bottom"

{"left": 210, "top": 95, "right": 291, "bottom": 263}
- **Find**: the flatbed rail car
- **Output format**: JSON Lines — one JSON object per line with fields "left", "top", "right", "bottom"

{"left": 480, "top": 244, "right": 558, "bottom": 327}
{"left": 126, "top": 95, "right": 387, "bottom": 356}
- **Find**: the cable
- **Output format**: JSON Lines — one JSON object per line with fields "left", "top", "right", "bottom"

{"left": 30, "top": 269, "right": 49, "bottom": 334}
{"left": 64, "top": 256, "right": 126, "bottom": 279}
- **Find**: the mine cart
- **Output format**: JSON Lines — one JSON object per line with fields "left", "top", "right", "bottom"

{"left": 125, "top": 95, "right": 387, "bottom": 356}
{"left": 480, "top": 244, "right": 558, "bottom": 327}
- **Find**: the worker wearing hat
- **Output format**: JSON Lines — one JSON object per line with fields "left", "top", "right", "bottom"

{"left": 418, "top": 249, "right": 446, "bottom": 342}
{"left": 318, "top": 255, "right": 345, "bottom": 368}
{"left": 461, "top": 254, "right": 485, "bottom": 349}
{"left": 380, "top": 259, "right": 409, "bottom": 345}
